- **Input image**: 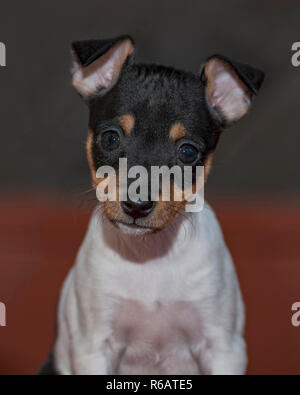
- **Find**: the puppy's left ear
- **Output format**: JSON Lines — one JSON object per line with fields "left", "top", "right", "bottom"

{"left": 201, "top": 55, "right": 264, "bottom": 126}
{"left": 71, "top": 35, "right": 135, "bottom": 99}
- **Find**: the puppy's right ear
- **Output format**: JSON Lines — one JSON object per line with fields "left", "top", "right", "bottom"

{"left": 71, "top": 35, "right": 134, "bottom": 99}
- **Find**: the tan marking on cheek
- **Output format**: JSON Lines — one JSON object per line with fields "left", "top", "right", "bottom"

{"left": 145, "top": 155, "right": 213, "bottom": 230}
{"left": 118, "top": 114, "right": 135, "bottom": 135}
{"left": 148, "top": 195, "right": 185, "bottom": 230}
{"left": 146, "top": 180, "right": 187, "bottom": 230}
{"left": 86, "top": 130, "right": 118, "bottom": 191}
{"left": 172, "top": 182, "right": 185, "bottom": 202}
{"left": 204, "top": 152, "right": 214, "bottom": 181}
{"left": 99, "top": 174, "right": 128, "bottom": 223}
{"left": 169, "top": 122, "right": 187, "bottom": 141}
{"left": 101, "top": 201, "right": 125, "bottom": 223}
{"left": 85, "top": 139, "right": 129, "bottom": 223}
{"left": 181, "top": 154, "right": 212, "bottom": 201}
{"left": 86, "top": 131, "right": 99, "bottom": 187}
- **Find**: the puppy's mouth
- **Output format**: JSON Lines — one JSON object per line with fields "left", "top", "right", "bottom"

{"left": 100, "top": 199, "right": 185, "bottom": 234}
{"left": 113, "top": 220, "right": 157, "bottom": 235}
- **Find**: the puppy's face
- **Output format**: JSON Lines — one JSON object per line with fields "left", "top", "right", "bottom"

{"left": 71, "top": 36, "right": 264, "bottom": 233}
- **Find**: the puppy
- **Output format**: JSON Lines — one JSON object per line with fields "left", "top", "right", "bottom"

{"left": 41, "top": 35, "right": 264, "bottom": 375}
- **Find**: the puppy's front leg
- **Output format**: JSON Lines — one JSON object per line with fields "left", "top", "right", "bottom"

{"left": 55, "top": 331, "right": 116, "bottom": 375}
{"left": 209, "top": 335, "right": 247, "bottom": 375}
{"left": 193, "top": 334, "right": 247, "bottom": 375}
{"left": 54, "top": 278, "right": 117, "bottom": 374}
{"left": 72, "top": 350, "right": 110, "bottom": 375}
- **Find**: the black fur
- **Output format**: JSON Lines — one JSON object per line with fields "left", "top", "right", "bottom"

{"left": 38, "top": 352, "right": 57, "bottom": 375}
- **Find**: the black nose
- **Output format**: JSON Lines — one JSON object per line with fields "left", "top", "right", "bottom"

{"left": 121, "top": 199, "right": 154, "bottom": 219}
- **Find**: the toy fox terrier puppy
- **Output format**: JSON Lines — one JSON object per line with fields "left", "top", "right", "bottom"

{"left": 40, "top": 35, "right": 264, "bottom": 375}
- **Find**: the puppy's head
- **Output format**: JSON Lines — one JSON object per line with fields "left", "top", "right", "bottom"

{"left": 71, "top": 35, "right": 264, "bottom": 234}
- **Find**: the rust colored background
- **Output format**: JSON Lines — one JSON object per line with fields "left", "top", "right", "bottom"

{"left": 0, "top": 194, "right": 299, "bottom": 375}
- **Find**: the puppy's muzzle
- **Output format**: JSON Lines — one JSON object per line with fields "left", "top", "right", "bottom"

{"left": 121, "top": 199, "right": 155, "bottom": 219}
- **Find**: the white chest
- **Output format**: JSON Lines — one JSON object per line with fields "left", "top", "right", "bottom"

{"left": 55, "top": 204, "right": 244, "bottom": 375}
{"left": 109, "top": 297, "right": 202, "bottom": 374}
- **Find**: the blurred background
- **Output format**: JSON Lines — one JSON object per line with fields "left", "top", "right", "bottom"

{"left": 0, "top": 0, "right": 299, "bottom": 374}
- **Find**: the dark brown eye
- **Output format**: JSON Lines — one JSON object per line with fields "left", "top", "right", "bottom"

{"left": 101, "top": 130, "right": 120, "bottom": 151}
{"left": 177, "top": 144, "right": 199, "bottom": 164}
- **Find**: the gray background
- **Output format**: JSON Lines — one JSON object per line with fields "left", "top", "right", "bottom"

{"left": 0, "top": 0, "right": 299, "bottom": 197}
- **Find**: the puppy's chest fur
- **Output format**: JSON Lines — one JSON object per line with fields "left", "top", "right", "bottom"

{"left": 80, "top": 259, "right": 207, "bottom": 375}
{"left": 55, "top": 204, "right": 242, "bottom": 375}
{"left": 115, "top": 297, "right": 201, "bottom": 344}
{"left": 80, "top": 244, "right": 207, "bottom": 374}
{"left": 111, "top": 297, "right": 202, "bottom": 374}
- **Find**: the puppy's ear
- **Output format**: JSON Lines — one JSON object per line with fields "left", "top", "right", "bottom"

{"left": 71, "top": 35, "right": 134, "bottom": 99}
{"left": 201, "top": 55, "right": 264, "bottom": 126}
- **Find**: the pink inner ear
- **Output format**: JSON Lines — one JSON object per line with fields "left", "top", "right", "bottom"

{"left": 205, "top": 58, "right": 251, "bottom": 123}
{"left": 72, "top": 39, "right": 134, "bottom": 98}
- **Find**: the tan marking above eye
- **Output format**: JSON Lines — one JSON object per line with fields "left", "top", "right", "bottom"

{"left": 169, "top": 122, "right": 187, "bottom": 141}
{"left": 118, "top": 114, "right": 135, "bottom": 135}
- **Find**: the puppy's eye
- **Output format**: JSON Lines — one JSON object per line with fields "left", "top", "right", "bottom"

{"left": 177, "top": 144, "right": 199, "bottom": 164}
{"left": 101, "top": 130, "right": 120, "bottom": 151}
